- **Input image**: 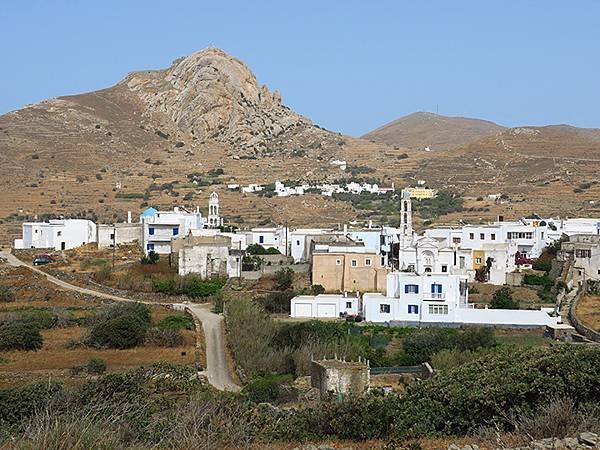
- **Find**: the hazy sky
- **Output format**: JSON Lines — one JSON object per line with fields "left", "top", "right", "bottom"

{"left": 2, "top": 1, "right": 599, "bottom": 136}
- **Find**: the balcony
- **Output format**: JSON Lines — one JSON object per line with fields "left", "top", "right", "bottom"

{"left": 424, "top": 292, "right": 445, "bottom": 300}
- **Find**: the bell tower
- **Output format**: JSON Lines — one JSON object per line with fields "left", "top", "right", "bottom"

{"left": 400, "top": 189, "right": 413, "bottom": 246}
{"left": 208, "top": 192, "right": 220, "bottom": 228}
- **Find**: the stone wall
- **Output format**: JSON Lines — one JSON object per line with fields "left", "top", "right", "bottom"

{"left": 569, "top": 284, "right": 600, "bottom": 343}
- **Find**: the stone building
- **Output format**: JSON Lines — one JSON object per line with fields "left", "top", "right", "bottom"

{"left": 310, "top": 358, "right": 370, "bottom": 399}
{"left": 171, "top": 233, "right": 241, "bottom": 278}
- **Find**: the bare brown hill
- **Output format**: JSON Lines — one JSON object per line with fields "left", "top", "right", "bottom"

{"left": 363, "top": 112, "right": 505, "bottom": 151}
{"left": 1, "top": 48, "right": 599, "bottom": 246}
{"left": 417, "top": 124, "right": 600, "bottom": 217}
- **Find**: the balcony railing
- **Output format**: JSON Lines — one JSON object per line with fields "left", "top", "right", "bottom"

{"left": 424, "top": 292, "right": 445, "bottom": 300}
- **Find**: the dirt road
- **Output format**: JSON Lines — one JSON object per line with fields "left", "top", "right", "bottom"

{"left": 1, "top": 250, "right": 240, "bottom": 392}
{"left": 185, "top": 303, "right": 241, "bottom": 392}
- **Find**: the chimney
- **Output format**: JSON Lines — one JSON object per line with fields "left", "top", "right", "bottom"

{"left": 127, "top": 211, "right": 132, "bottom": 224}
{"left": 343, "top": 224, "right": 348, "bottom": 235}
{"left": 368, "top": 220, "right": 373, "bottom": 229}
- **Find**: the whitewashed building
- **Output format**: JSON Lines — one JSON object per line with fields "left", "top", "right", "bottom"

{"left": 363, "top": 272, "right": 560, "bottom": 327}
{"left": 141, "top": 207, "right": 203, "bottom": 255}
{"left": 15, "top": 219, "right": 97, "bottom": 251}
{"left": 243, "top": 226, "right": 289, "bottom": 254}
{"left": 291, "top": 294, "right": 359, "bottom": 318}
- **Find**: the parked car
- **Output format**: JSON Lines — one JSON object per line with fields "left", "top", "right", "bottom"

{"left": 33, "top": 255, "right": 54, "bottom": 266}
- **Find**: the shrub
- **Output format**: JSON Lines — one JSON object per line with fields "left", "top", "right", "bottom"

{"left": 523, "top": 274, "right": 554, "bottom": 287}
{"left": 0, "top": 286, "right": 15, "bottom": 302}
{"left": 490, "top": 286, "right": 519, "bottom": 309}
{"left": 311, "top": 284, "right": 325, "bottom": 295}
{"left": 260, "top": 291, "right": 295, "bottom": 314}
{"left": 18, "top": 309, "right": 56, "bottom": 329}
{"left": 0, "top": 320, "right": 43, "bottom": 351}
{"left": 242, "top": 373, "right": 282, "bottom": 403}
{"left": 274, "top": 268, "right": 294, "bottom": 291}
{"left": 94, "top": 264, "right": 112, "bottom": 282}
{"left": 86, "top": 303, "right": 151, "bottom": 349}
{"left": 140, "top": 251, "right": 159, "bottom": 265}
{"left": 86, "top": 357, "right": 107, "bottom": 375}
{"left": 158, "top": 314, "right": 194, "bottom": 331}
{"left": 145, "top": 327, "right": 184, "bottom": 347}
{"left": 246, "top": 244, "right": 280, "bottom": 255}
{"left": 392, "top": 346, "right": 600, "bottom": 438}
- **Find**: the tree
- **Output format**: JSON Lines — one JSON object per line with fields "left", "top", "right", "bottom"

{"left": 490, "top": 286, "right": 519, "bottom": 309}
{"left": 274, "top": 268, "right": 294, "bottom": 291}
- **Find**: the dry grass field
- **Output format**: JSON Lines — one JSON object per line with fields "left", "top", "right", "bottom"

{"left": 576, "top": 295, "right": 600, "bottom": 332}
{"left": 0, "top": 262, "right": 199, "bottom": 388}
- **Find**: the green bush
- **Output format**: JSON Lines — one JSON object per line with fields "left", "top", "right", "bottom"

{"left": 242, "top": 373, "right": 284, "bottom": 403}
{"left": 158, "top": 314, "right": 194, "bottom": 331}
{"left": 490, "top": 287, "right": 519, "bottom": 309}
{"left": 310, "top": 284, "right": 326, "bottom": 295}
{"left": 152, "top": 276, "right": 226, "bottom": 298}
{"left": 86, "top": 357, "right": 107, "bottom": 375}
{"left": 392, "top": 345, "right": 600, "bottom": 437}
{"left": 0, "top": 320, "right": 43, "bottom": 351}
{"left": 274, "top": 268, "right": 294, "bottom": 291}
{"left": 523, "top": 274, "right": 554, "bottom": 287}
{"left": 259, "top": 291, "right": 294, "bottom": 314}
{"left": 86, "top": 303, "right": 151, "bottom": 349}
{"left": 0, "top": 381, "right": 63, "bottom": 426}
{"left": 144, "top": 327, "right": 184, "bottom": 347}
{"left": 140, "top": 251, "right": 159, "bottom": 265}
{"left": 18, "top": 309, "right": 56, "bottom": 329}
{"left": 246, "top": 244, "right": 280, "bottom": 255}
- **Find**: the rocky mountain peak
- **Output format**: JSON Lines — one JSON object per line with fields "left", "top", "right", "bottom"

{"left": 125, "top": 47, "right": 310, "bottom": 151}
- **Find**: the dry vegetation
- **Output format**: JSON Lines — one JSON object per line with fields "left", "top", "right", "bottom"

{"left": 0, "top": 262, "right": 198, "bottom": 388}
{"left": 576, "top": 295, "right": 600, "bottom": 332}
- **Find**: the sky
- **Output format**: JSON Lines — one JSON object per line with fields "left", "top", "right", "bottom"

{"left": 2, "top": 1, "right": 599, "bottom": 136}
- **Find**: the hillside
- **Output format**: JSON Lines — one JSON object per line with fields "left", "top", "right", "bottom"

{"left": 0, "top": 48, "right": 414, "bottom": 240}
{"left": 417, "top": 124, "right": 600, "bottom": 217}
{"left": 363, "top": 112, "right": 505, "bottom": 151}
{"left": 1, "top": 48, "right": 600, "bottom": 244}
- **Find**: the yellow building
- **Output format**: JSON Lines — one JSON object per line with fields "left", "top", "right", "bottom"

{"left": 406, "top": 187, "right": 437, "bottom": 200}
{"left": 472, "top": 250, "right": 486, "bottom": 270}
{"left": 312, "top": 252, "right": 389, "bottom": 293}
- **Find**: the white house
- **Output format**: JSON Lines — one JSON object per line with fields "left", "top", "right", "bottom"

{"left": 243, "top": 226, "right": 289, "bottom": 254}
{"left": 291, "top": 294, "right": 359, "bottom": 318}
{"left": 363, "top": 272, "right": 560, "bottom": 327}
{"left": 15, "top": 219, "right": 97, "bottom": 251}
{"left": 141, "top": 207, "right": 203, "bottom": 255}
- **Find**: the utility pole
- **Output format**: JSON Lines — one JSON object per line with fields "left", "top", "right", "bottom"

{"left": 112, "top": 224, "right": 116, "bottom": 271}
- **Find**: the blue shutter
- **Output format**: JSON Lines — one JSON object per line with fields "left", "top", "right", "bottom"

{"left": 149, "top": 227, "right": 155, "bottom": 235}
{"left": 415, "top": 305, "right": 419, "bottom": 314}
{"left": 415, "top": 285, "right": 419, "bottom": 294}
{"left": 404, "top": 284, "right": 409, "bottom": 294}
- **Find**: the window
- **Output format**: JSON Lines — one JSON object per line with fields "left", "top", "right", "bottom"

{"left": 459, "top": 256, "right": 465, "bottom": 269}
{"left": 365, "top": 258, "right": 372, "bottom": 266}
{"left": 381, "top": 257, "right": 385, "bottom": 266}
{"left": 452, "top": 237, "right": 461, "bottom": 244}
{"left": 34, "top": 229, "right": 38, "bottom": 234}
{"left": 380, "top": 304, "right": 391, "bottom": 313}
{"left": 259, "top": 236, "right": 264, "bottom": 244}
{"left": 480, "top": 233, "right": 485, "bottom": 240}
{"left": 146, "top": 243, "right": 154, "bottom": 251}
{"left": 408, "top": 305, "right": 419, "bottom": 314}
{"left": 576, "top": 249, "right": 592, "bottom": 258}
{"left": 430, "top": 283, "right": 443, "bottom": 298}
{"left": 149, "top": 227, "right": 155, "bottom": 236}
{"left": 296, "top": 240, "right": 300, "bottom": 246}
{"left": 172, "top": 227, "right": 179, "bottom": 236}
{"left": 405, "top": 284, "right": 419, "bottom": 294}
{"left": 346, "top": 301, "right": 352, "bottom": 308}
{"left": 57, "top": 231, "right": 62, "bottom": 237}
{"left": 475, "top": 257, "right": 482, "bottom": 264}
{"left": 335, "top": 259, "right": 342, "bottom": 266}
{"left": 491, "top": 233, "right": 496, "bottom": 240}
{"left": 507, "top": 232, "right": 533, "bottom": 240}
{"left": 424, "top": 267, "right": 432, "bottom": 273}
{"left": 441, "top": 265, "right": 448, "bottom": 273}
{"left": 110, "top": 233, "right": 115, "bottom": 240}
{"left": 429, "top": 304, "right": 448, "bottom": 315}
{"left": 351, "top": 259, "right": 357, "bottom": 267}
{"left": 469, "top": 233, "right": 474, "bottom": 240}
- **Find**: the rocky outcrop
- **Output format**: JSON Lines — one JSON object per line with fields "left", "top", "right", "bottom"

{"left": 448, "top": 432, "right": 599, "bottom": 450}
{"left": 125, "top": 47, "right": 312, "bottom": 152}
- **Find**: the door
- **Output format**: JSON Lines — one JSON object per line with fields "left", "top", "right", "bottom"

{"left": 317, "top": 303, "right": 337, "bottom": 318}
{"left": 61, "top": 242, "right": 66, "bottom": 250}
{"left": 294, "top": 303, "right": 312, "bottom": 317}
